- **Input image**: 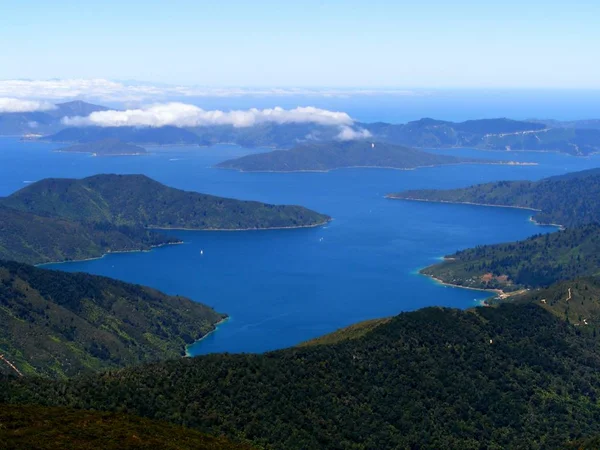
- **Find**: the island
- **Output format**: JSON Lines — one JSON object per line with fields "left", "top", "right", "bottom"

{"left": 215, "top": 140, "right": 504, "bottom": 172}
{"left": 56, "top": 138, "right": 147, "bottom": 156}
{"left": 388, "top": 168, "right": 600, "bottom": 228}
{"left": 0, "top": 259, "right": 225, "bottom": 378}
{"left": 0, "top": 174, "right": 331, "bottom": 264}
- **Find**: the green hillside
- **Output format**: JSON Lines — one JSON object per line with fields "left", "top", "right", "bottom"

{"left": 0, "top": 174, "right": 330, "bottom": 264}
{"left": 0, "top": 260, "right": 224, "bottom": 378}
{"left": 3, "top": 174, "right": 330, "bottom": 230}
{"left": 420, "top": 225, "right": 600, "bottom": 291}
{"left": 5, "top": 303, "right": 600, "bottom": 449}
{"left": 390, "top": 168, "right": 600, "bottom": 227}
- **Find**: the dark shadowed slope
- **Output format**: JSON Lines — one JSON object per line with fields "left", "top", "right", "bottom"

{"left": 0, "top": 404, "right": 254, "bottom": 450}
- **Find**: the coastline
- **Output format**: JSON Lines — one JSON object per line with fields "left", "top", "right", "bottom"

{"left": 37, "top": 240, "right": 184, "bottom": 267}
{"left": 147, "top": 218, "right": 332, "bottom": 232}
{"left": 185, "top": 316, "right": 231, "bottom": 357}
{"left": 387, "top": 196, "right": 542, "bottom": 212}
{"left": 215, "top": 160, "right": 538, "bottom": 174}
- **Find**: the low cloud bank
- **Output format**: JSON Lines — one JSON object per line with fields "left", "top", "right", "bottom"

{"left": 63, "top": 103, "right": 354, "bottom": 128}
{"left": 336, "top": 126, "right": 372, "bottom": 141}
{"left": 0, "top": 98, "right": 56, "bottom": 113}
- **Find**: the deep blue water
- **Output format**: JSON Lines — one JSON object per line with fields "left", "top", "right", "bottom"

{"left": 2, "top": 137, "right": 600, "bottom": 354}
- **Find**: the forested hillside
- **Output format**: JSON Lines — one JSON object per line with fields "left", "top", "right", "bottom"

{"left": 5, "top": 303, "right": 600, "bottom": 449}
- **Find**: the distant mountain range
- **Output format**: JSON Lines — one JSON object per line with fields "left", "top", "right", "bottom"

{"left": 0, "top": 174, "right": 330, "bottom": 264}
{"left": 2, "top": 100, "right": 600, "bottom": 155}
{"left": 216, "top": 140, "right": 500, "bottom": 172}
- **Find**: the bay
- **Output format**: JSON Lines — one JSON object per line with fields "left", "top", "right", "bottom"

{"left": 1, "top": 137, "right": 599, "bottom": 354}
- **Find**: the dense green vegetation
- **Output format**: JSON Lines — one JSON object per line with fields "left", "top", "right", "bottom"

{"left": 0, "top": 174, "right": 329, "bottom": 264}
{"left": 4, "top": 303, "right": 600, "bottom": 449}
{"left": 216, "top": 140, "right": 484, "bottom": 172}
{"left": 391, "top": 168, "right": 600, "bottom": 227}
{"left": 0, "top": 204, "right": 176, "bottom": 265}
{"left": 47, "top": 125, "right": 204, "bottom": 145}
{"left": 421, "top": 225, "right": 600, "bottom": 291}
{"left": 3, "top": 174, "right": 330, "bottom": 230}
{"left": 506, "top": 276, "right": 600, "bottom": 329}
{"left": 58, "top": 138, "right": 147, "bottom": 156}
{"left": 0, "top": 260, "right": 224, "bottom": 378}
{"left": 0, "top": 404, "right": 253, "bottom": 450}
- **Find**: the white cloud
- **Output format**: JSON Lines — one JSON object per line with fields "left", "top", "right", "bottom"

{"left": 0, "top": 97, "right": 56, "bottom": 113}
{"left": 62, "top": 103, "right": 354, "bottom": 128}
{"left": 0, "top": 79, "right": 419, "bottom": 102}
{"left": 336, "top": 126, "right": 372, "bottom": 141}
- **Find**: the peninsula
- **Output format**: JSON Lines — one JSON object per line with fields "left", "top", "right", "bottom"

{"left": 0, "top": 174, "right": 331, "bottom": 264}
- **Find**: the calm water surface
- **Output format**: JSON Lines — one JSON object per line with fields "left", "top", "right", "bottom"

{"left": 2, "top": 137, "right": 599, "bottom": 354}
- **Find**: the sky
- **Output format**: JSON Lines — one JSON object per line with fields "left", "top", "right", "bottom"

{"left": 1, "top": 0, "right": 600, "bottom": 89}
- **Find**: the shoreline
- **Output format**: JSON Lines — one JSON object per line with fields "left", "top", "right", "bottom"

{"left": 147, "top": 218, "right": 332, "bottom": 232}
{"left": 425, "top": 272, "right": 505, "bottom": 297}
{"left": 215, "top": 160, "right": 538, "bottom": 174}
{"left": 387, "top": 196, "right": 543, "bottom": 212}
{"left": 37, "top": 240, "right": 184, "bottom": 267}
{"left": 185, "top": 316, "right": 231, "bottom": 357}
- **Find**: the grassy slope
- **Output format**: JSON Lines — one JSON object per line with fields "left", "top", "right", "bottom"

{"left": 298, "top": 317, "right": 391, "bottom": 347}
{"left": 5, "top": 303, "right": 600, "bottom": 449}
{"left": 0, "top": 260, "right": 224, "bottom": 378}
{"left": 0, "top": 404, "right": 253, "bottom": 450}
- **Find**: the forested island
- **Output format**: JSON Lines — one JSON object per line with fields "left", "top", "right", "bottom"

{"left": 216, "top": 140, "right": 500, "bottom": 172}
{"left": 5, "top": 301, "right": 600, "bottom": 449}
{"left": 57, "top": 138, "right": 147, "bottom": 156}
{"left": 0, "top": 260, "right": 225, "bottom": 378}
{"left": 0, "top": 174, "right": 330, "bottom": 264}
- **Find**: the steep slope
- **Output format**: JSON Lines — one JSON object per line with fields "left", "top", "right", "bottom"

{"left": 5, "top": 303, "right": 600, "bottom": 449}
{"left": 0, "top": 260, "right": 224, "bottom": 378}
{"left": 216, "top": 140, "right": 485, "bottom": 172}
{"left": 390, "top": 168, "right": 600, "bottom": 227}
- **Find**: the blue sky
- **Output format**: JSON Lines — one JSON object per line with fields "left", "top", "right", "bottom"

{"left": 1, "top": 0, "right": 599, "bottom": 88}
